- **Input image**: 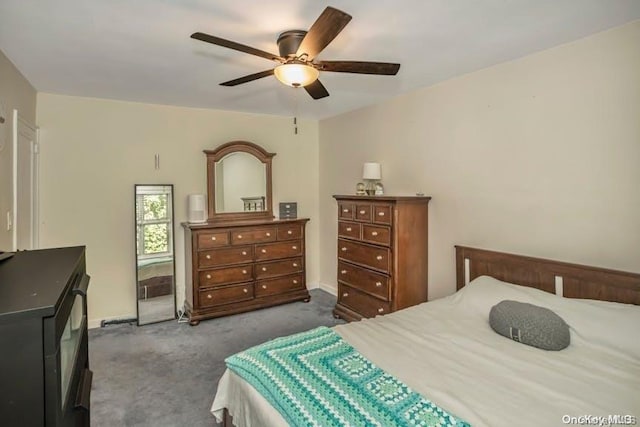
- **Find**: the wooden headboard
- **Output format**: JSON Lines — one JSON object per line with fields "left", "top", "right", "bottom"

{"left": 455, "top": 246, "right": 640, "bottom": 305}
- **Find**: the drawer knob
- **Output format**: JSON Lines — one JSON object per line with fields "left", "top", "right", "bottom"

{"left": 243, "top": 288, "right": 248, "bottom": 293}
{"left": 293, "top": 263, "right": 298, "bottom": 267}
{"left": 375, "top": 281, "right": 382, "bottom": 287}
{"left": 376, "top": 255, "right": 383, "bottom": 260}
{"left": 340, "top": 269, "right": 347, "bottom": 274}
{"left": 207, "top": 294, "right": 213, "bottom": 299}
{"left": 262, "top": 267, "right": 267, "bottom": 271}
{"left": 359, "top": 210, "right": 366, "bottom": 214}
{"left": 341, "top": 247, "right": 347, "bottom": 252}
{"left": 287, "top": 230, "right": 293, "bottom": 235}
{"left": 237, "top": 234, "right": 243, "bottom": 239}
{"left": 262, "top": 285, "right": 267, "bottom": 289}
{"left": 346, "top": 227, "right": 352, "bottom": 232}
{"left": 206, "top": 254, "right": 211, "bottom": 260}
{"left": 342, "top": 292, "right": 349, "bottom": 297}
{"left": 261, "top": 249, "right": 267, "bottom": 253}
{"left": 378, "top": 212, "right": 385, "bottom": 216}
{"left": 211, "top": 236, "right": 217, "bottom": 241}
{"left": 266, "top": 232, "right": 271, "bottom": 237}
{"left": 242, "top": 270, "right": 247, "bottom": 274}
{"left": 242, "top": 251, "right": 247, "bottom": 256}
{"left": 293, "top": 279, "right": 298, "bottom": 284}
{"left": 343, "top": 209, "right": 349, "bottom": 213}
{"left": 378, "top": 307, "right": 384, "bottom": 313}
{"left": 371, "top": 231, "right": 378, "bottom": 236}
{"left": 206, "top": 274, "right": 211, "bottom": 279}
{"left": 292, "top": 245, "right": 298, "bottom": 250}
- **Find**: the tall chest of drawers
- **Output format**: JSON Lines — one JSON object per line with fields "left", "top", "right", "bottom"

{"left": 333, "top": 195, "right": 431, "bottom": 321}
{"left": 183, "top": 218, "right": 310, "bottom": 325}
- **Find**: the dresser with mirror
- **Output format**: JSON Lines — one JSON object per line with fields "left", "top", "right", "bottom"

{"left": 183, "top": 141, "right": 310, "bottom": 325}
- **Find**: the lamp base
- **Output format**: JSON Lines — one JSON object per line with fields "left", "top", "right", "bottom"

{"left": 365, "top": 180, "right": 377, "bottom": 196}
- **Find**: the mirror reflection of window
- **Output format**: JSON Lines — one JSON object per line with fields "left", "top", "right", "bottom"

{"left": 135, "top": 186, "right": 173, "bottom": 258}
{"left": 134, "top": 184, "right": 176, "bottom": 326}
{"left": 215, "top": 152, "right": 266, "bottom": 213}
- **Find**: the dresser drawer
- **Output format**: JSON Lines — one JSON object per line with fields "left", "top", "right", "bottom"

{"left": 355, "top": 204, "right": 372, "bottom": 222}
{"left": 277, "top": 223, "right": 302, "bottom": 240}
{"left": 373, "top": 204, "right": 392, "bottom": 225}
{"left": 197, "top": 231, "right": 230, "bottom": 249}
{"left": 199, "top": 283, "right": 254, "bottom": 308}
{"left": 255, "top": 274, "right": 304, "bottom": 297}
{"left": 361, "top": 224, "right": 391, "bottom": 246}
{"left": 338, "top": 202, "right": 355, "bottom": 220}
{"left": 256, "top": 240, "right": 303, "bottom": 261}
{"left": 337, "top": 261, "right": 390, "bottom": 300}
{"left": 256, "top": 257, "right": 303, "bottom": 279}
{"left": 198, "top": 246, "right": 253, "bottom": 268}
{"left": 338, "top": 284, "right": 391, "bottom": 318}
{"left": 198, "top": 265, "right": 252, "bottom": 287}
{"left": 338, "top": 221, "right": 361, "bottom": 239}
{"left": 231, "top": 227, "right": 277, "bottom": 245}
{"left": 338, "top": 239, "right": 391, "bottom": 273}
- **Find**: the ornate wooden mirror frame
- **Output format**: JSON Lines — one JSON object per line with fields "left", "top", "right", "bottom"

{"left": 204, "top": 141, "right": 275, "bottom": 222}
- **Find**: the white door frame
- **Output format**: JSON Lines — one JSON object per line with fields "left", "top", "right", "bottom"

{"left": 12, "top": 109, "right": 39, "bottom": 250}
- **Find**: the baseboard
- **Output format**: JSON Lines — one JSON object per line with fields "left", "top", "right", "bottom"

{"left": 88, "top": 314, "right": 136, "bottom": 329}
{"left": 318, "top": 282, "right": 337, "bottom": 296}
{"left": 306, "top": 281, "right": 320, "bottom": 290}
{"left": 89, "top": 283, "right": 333, "bottom": 329}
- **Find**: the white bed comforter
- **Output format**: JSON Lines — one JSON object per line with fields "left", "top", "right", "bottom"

{"left": 212, "top": 276, "right": 640, "bottom": 427}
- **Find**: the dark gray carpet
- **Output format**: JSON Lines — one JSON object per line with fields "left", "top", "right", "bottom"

{"left": 89, "top": 289, "right": 343, "bottom": 427}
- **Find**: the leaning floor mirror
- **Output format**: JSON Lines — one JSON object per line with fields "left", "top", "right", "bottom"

{"left": 134, "top": 184, "right": 177, "bottom": 325}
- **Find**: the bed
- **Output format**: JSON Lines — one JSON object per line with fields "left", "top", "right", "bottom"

{"left": 211, "top": 246, "right": 640, "bottom": 426}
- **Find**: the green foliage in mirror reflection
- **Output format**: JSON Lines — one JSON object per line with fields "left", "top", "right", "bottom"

{"left": 143, "top": 195, "right": 168, "bottom": 220}
{"left": 143, "top": 223, "right": 168, "bottom": 254}
{"left": 136, "top": 191, "right": 172, "bottom": 257}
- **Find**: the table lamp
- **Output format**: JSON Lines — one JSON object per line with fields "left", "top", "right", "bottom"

{"left": 363, "top": 162, "right": 381, "bottom": 195}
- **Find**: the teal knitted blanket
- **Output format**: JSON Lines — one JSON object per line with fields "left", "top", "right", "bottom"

{"left": 225, "top": 326, "right": 470, "bottom": 427}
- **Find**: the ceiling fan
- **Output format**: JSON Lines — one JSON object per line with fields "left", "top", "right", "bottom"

{"left": 190, "top": 6, "right": 400, "bottom": 100}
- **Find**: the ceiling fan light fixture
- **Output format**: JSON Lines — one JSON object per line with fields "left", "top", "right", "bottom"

{"left": 274, "top": 63, "right": 319, "bottom": 88}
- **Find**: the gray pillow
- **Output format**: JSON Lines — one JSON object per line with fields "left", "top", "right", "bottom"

{"left": 489, "top": 300, "right": 570, "bottom": 351}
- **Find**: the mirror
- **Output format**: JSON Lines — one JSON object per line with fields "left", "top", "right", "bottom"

{"left": 205, "top": 141, "right": 275, "bottom": 222}
{"left": 214, "top": 152, "right": 266, "bottom": 213}
{"left": 135, "top": 184, "right": 176, "bottom": 325}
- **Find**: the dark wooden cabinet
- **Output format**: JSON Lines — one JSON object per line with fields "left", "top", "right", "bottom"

{"left": 0, "top": 247, "right": 92, "bottom": 427}
{"left": 333, "top": 195, "right": 431, "bottom": 321}
{"left": 183, "top": 218, "right": 310, "bottom": 325}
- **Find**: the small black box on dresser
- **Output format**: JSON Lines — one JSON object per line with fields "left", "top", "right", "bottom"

{"left": 279, "top": 202, "right": 298, "bottom": 219}
{"left": 0, "top": 247, "right": 92, "bottom": 427}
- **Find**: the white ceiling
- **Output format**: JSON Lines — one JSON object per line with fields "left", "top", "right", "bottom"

{"left": 1, "top": 1, "right": 639, "bottom": 119}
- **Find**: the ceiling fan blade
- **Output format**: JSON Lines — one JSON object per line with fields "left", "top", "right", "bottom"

{"left": 315, "top": 61, "right": 400, "bottom": 75}
{"left": 191, "top": 32, "right": 283, "bottom": 62}
{"left": 220, "top": 69, "right": 274, "bottom": 86}
{"left": 304, "top": 79, "right": 330, "bottom": 100}
{"left": 296, "top": 7, "right": 352, "bottom": 60}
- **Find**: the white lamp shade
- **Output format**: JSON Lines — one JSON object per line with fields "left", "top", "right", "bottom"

{"left": 363, "top": 162, "right": 381, "bottom": 180}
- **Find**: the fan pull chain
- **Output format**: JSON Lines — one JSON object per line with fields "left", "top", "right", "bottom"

{"left": 292, "top": 87, "right": 300, "bottom": 135}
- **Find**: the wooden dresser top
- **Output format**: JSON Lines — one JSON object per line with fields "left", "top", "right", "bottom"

{"left": 182, "top": 217, "right": 309, "bottom": 230}
{"left": 333, "top": 195, "right": 431, "bottom": 202}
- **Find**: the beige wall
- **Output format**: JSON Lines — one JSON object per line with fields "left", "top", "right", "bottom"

{"left": 36, "top": 94, "right": 319, "bottom": 327}
{"left": 319, "top": 21, "right": 640, "bottom": 298}
{"left": 0, "top": 50, "right": 37, "bottom": 250}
